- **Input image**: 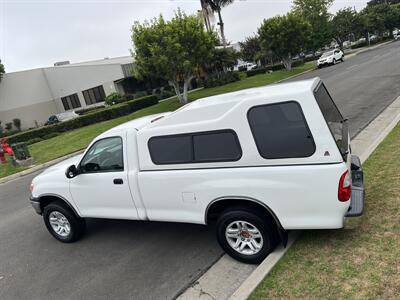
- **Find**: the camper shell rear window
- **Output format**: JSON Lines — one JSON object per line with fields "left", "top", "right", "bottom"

{"left": 314, "top": 82, "right": 348, "bottom": 159}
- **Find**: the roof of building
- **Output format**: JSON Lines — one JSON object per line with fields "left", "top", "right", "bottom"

{"left": 62, "top": 56, "right": 134, "bottom": 67}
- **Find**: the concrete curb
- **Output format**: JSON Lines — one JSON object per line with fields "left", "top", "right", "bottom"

{"left": 0, "top": 150, "right": 84, "bottom": 184}
{"left": 227, "top": 95, "right": 400, "bottom": 300}
{"left": 229, "top": 232, "right": 300, "bottom": 300}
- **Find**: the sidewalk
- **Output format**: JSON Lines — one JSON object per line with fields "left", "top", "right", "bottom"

{"left": 344, "top": 40, "right": 393, "bottom": 59}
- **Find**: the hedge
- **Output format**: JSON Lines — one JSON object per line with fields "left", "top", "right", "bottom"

{"left": 8, "top": 95, "right": 159, "bottom": 144}
{"left": 246, "top": 60, "right": 305, "bottom": 77}
{"left": 203, "top": 72, "right": 241, "bottom": 88}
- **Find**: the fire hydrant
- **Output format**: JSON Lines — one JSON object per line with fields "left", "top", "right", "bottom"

{"left": 0, "top": 138, "right": 16, "bottom": 166}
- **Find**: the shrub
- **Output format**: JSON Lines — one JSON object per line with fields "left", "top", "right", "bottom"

{"left": 203, "top": 72, "right": 241, "bottom": 88}
{"left": 123, "top": 94, "right": 135, "bottom": 101}
{"left": 247, "top": 61, "right": 305, "bottom": 76}
{"left": 42, "top": 132, "right": 59, "bottom": 140}
{"left": 163, "top": 85, "right": 173, "bottom": 92}
{"left": 352, "top": 41, "right": 367, "bottom": 49}
{"left": 75, "top": 105, "right": 106, "bottom": 115}
{"left": 0, "top": 129, "right": 19, "bottom": 138}
{"left": 26, "top": 137, "right": 43, "bottom": 145}
{"left": 134, "top": 91, "right": 148, "bottom": 98}
{"left": 7, "top": 95, "right": 159, "bottom": 144}
{"left": 246, "top": 67, "right": 267, "bottom": 77}
{"left": 5, "top": 122, "right": 12, "bottom": 131}
{"left": 126, "top": 95, "right": 158, "bottom": 111}
{"left": 159, "top": 90, "right": 175, "bottom": 100}
{"left": 13, "top": 118, "right": 22, "bottom": 131}
{"left": 105, "top": 92, "right": 123, "bottom": 106}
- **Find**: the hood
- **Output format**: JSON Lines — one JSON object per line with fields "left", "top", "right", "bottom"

{"left": 39, "top": 154, "right": 83, "bottom": 176}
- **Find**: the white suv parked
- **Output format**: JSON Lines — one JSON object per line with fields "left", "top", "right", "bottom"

{"left": 30, "top": 78, "right": 364, "bottom": 264}
{"left": 317, "top": 49, "right": 344, "bottom": 68}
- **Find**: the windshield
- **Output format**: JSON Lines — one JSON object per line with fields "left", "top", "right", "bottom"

{"left": 314, "top": 82, "right": 349, "bottom": 160}
{"left": 321, "top": 51, "right": 334, "bottom": 58}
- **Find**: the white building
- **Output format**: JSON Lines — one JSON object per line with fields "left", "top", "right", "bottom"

{"left": 0, "top": 56, "right": 135, "bottom": 129}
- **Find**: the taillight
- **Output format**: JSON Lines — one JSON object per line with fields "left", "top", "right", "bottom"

{"left": 338, "top": 170, "right": 351, "bottom": 202}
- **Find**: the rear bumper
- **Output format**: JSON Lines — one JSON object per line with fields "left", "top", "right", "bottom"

{"left": 345, "top": 155, "right": 365, "bottom": 217}
{"left": 30, "top": 196, "right": 42, "bottom": 215}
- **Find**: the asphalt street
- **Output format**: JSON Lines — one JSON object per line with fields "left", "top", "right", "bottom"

{"left": 0, "top": 41, "right": 399, "bottom": 300}
{"left": 288, "top": 41, "right": 400, "bottom": 138}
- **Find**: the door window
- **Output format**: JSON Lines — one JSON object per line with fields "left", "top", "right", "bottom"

{"left": 80, "top": 137, "right": 124, "bottom": 173}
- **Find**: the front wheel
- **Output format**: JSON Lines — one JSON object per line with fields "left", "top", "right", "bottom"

{"left": 43, "top": 201, "right": 86, "bottom": 243}
{"left": 216, "top": 208, "right": 278, "bottom": 264}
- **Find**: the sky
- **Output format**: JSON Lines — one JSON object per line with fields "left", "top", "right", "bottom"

{"left": 0, "top": 0, "right": 368, "bottom": 72}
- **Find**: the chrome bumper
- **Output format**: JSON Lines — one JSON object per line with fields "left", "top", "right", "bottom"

{"left": 345, "top": 155, "right": 365, "bottom": 217}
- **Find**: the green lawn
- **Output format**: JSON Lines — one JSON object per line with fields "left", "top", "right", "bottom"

{"left": 0, "top": 63, "right": 314, "bottom": 179}
{"left": 250, "top": 123, "right": 400, "bottom": 300}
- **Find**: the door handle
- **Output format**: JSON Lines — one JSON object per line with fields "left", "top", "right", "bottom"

{"left": 113, "top": 178, "right": 123, "bottom": 185}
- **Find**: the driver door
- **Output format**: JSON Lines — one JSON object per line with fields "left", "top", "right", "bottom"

{"left": 69, "top": 136, "right": 138, "bottom": 219}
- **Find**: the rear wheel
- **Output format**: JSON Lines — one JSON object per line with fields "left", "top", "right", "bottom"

{"left": 43, "top": 201, "right": 86, "bottom": 243}
{"left": 341, "top": 56, "right": 344, "bottom": 62}
{"left": 333, "top": 58, "right": 337, "bottom": 65}
{"left": 216, "top": 208, "right": 278, "bottom": 264}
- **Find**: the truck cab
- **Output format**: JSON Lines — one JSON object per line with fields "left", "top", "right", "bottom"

{"left": 30, "top": 78, "right": 364, "bottom": 264}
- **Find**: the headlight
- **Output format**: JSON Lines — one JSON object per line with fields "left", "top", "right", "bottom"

{"left": 30, "top": 182, "right": 34, "bottom": 193}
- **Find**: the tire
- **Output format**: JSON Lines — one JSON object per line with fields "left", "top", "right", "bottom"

{"left": 332, "top": 59, "right": 337, "bottom": 65}
{"left": 216, "top": 208, "right": 278, "bottom": 264}
{"left": 43, "top": 201, "right": 86, "bottom": 243}
{"left": 341, "top": 56, "right": 344, "bottom": 62}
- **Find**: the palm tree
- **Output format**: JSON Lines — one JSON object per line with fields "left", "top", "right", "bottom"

{"left": 204, "top": 0, "right": 234, "bottom": 47}
{"left": 0, "top": 59, "right": 4, "bottom": 82}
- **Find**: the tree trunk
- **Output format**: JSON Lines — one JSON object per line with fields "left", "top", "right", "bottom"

{"left": 217, "top": 9, "right": 227, "bottom": 48}
{"left": 169, "top": 80, "right": 185, "bottom": 105}
{"left": 182, "top": 76, "right": 194, "bottom": 105}
{"left": 282, "top": 55, "right": 292, "bottom": 71}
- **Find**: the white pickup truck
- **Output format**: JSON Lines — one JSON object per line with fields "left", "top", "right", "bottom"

{"left": 30, "top": 78, "right": 364, "bottom": 264}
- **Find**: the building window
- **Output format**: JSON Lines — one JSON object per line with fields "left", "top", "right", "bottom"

{"left": 247, "top": 101, "right": 315, "bottom": 159}
{"left": 82, "top": 85, "right": 106, "bottom": 105}
{"left": 148, "top": 130, "right": 242, "bottom": 165}
{"left": 61, "top": 93, "right": 81, "bottom": 111}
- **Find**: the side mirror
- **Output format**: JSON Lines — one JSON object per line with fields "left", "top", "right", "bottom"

{"left": 66, "top": 165, "right": 79, "bottom": 179}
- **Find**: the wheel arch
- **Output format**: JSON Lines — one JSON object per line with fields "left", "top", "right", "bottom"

{"left": 205, "top": 196, "right": 288, "bottom": 246}
{"left": 36, "top": 194, "right": 80, "bottom": 217}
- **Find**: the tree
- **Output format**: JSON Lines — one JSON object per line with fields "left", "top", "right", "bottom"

{"left": 239, "top": 36, "right": 261, "bottom": 63}
{"left": 368, "top": 0, "right": 400, "bottom": 6}
{"left": 131, "top": 10, "right": 216, "bottom": 105}
{"left": 12, "top": 118, "right": 21, "bottom": 131}
{"left": 205, "top": 47, "right": 238, "bottom": 74}
{"left": 258, "top": 13, "right": 311, "bottom": 70}
{"left": 331, "top": 8, "right": 360, "bottom": 49}
{"left": 5, "top": 122, "right": 12, "bottom": 131}
{"left": 204, "top": 0, "right": 234, "bottom": 47}
{"left": 361, "top": 3, "right": 400, "bottom": 36}
{"left": 293, "top": 0, "right": 334, "bottom": 53}
{"left": 0, "top": 59, "right": 4, "bottom": 82}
